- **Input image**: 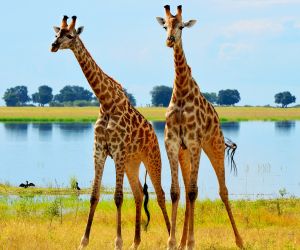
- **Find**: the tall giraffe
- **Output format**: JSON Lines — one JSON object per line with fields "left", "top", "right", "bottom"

{"left": 51, "top": 16, "right": 170, "bottom": 250}
{"left": 156, "top": 6, "right": 244, "bottom": 250}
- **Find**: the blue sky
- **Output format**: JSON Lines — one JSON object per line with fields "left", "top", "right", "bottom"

{"left": 0, "top": 0, "right": 299, "bottom": 106}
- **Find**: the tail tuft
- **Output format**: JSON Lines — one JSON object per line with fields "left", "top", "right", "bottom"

{"left": 225, "top": 138, "right": 238, "bottom": 175}
{"left": 143, "top": 171, "right": 150, "bottom": 231}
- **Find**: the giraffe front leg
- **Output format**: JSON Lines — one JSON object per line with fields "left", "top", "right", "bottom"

{"left": 114, "top": 156, "right": 126, "bottom": 250}
{"left": 178, "top": 149, "right": 191, "bottom": 250}
{"left": 79, "top": 147, "right": 107, "bottom": 249}
{"left": 165, "top": 138, "right": 180, "bottom": 250}
{"left": 187, "top": 146, "right": 201, "bottom": 250}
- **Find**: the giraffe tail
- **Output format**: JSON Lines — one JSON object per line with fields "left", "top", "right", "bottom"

{"left": 143, "top": 170, "right": 150, "bottom": 231}
{"left": 225, "top": 138, "right": 238, "bottom": 175}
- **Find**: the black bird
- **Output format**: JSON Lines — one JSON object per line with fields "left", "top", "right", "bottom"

{"left": 75, "top": 182, "right": 81, "bottom": 191}
{"left": 19, "top": 181, "right": 35, "bottom": 188}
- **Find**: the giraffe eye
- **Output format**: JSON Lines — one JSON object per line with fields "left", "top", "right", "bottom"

{"left": 179, "top": 26, "right": 184, "bottom": 30}
{"left": 163, "top": 26, "right": 167, "bottom": 30}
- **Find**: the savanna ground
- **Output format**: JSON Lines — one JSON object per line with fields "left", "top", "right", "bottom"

{"left": 0, "top": 185, "right": 299, "bottom": 249}
{"left": 0, "top": 106, "right": 300, "bottom": 122}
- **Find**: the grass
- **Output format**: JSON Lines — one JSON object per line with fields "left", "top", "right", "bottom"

{"left": 0, "top": 106, "right": 300, "bottom": 122}
{"left": 0, "top": 191, "right": 299, "bottom": 249}
{"left": 0, "top": 183, "right": 132, "bottom": 196}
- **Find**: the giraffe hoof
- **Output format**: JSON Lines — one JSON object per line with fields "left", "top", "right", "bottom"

{"left": 114, "top": 237, "right": 123, "bottom": 250}
{"left": 236, "top": 237, "right": 244, "bottom": 249}
{"left": 167, "top": 238, "right": 177, "bottom": 250}
{"left": 78, "top": 236, "right": 89, "bottom": 249}
{"left": 177, "top": 244, "right": 186, "bottom": 250}
{"left": 129, "top": 243, "right": 139, "bottom": 250}
{"left": 186, "top": 240, "right": 195, "bottom": 250}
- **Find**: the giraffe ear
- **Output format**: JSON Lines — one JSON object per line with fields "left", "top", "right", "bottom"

{"left": 53, "top": 26, "right": 60, "bottom": 33}
{"left": 76, "top": 26, "right": 84, "bottom": 35}
{"left": 183, "top": 20, "right": 197, "bottom": 28}
{"left": 156, "top": 17, "right": 165, "bottom": 26}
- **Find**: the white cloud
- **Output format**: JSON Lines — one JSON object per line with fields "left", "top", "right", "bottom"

{"left": 224, "top": 19, "right": 284, "bottom": 37}
{"left": 219, "top": 43, "right": 252, "bottom": 60}
{"left": 229, "top": 0, "right": 300, "bottom": 7}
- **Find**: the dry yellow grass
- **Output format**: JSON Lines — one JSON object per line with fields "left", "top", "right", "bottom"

{"left": 0, "top": 198, "right": 299, "bottom": 249}
{"left": 0, "top": 106, "right": 300, "bottom": 122}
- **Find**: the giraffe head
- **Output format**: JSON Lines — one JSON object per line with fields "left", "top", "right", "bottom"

{"left": 156, "top": 5, "right": 196, "bottom": 48}
{"left": 51, "top": 15, "right": 84, "bottom": 52}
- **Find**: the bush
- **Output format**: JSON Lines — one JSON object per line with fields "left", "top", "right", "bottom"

{"left": 70, "top": 176, "right": 78, "bottom": 189}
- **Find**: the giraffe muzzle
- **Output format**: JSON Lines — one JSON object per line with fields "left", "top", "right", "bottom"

{"left": 166, "top": 35, "right": 175, "bottom": 47}
{"left": 51, "top": 42, "right": 59, "bottom": 52}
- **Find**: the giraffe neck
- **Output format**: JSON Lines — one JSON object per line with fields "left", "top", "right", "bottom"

{"left": 173, "top": 41, "right": 191, "bottom": 87}
{"left": 71, "top": 38, "right": 127, "bottom": 110}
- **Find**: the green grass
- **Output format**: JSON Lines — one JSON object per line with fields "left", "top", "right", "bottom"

{"left": 0, "top": 192, "right": 299, "bottom": 249}
{"left": 0, "top": 106, "right": 300, "bottom": 122}
{"left": 0, "top": 183, "right": 133, "bottom": 196}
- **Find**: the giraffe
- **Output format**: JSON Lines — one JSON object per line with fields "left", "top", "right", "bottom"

{"left": 50, "top": 15, "right": 170, "bottom": 250}
{"left": 156, "top": 5, "right": 244, "bottom": 250}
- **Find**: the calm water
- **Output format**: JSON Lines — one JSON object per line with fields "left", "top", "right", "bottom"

{"left": 0, "top": 121, "right": 299, "bottom": 200}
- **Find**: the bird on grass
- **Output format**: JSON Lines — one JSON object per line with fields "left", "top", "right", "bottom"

{"left": 19, "top": 181, "right": 35, "bottom": 188}
{"left": 75, "top": 182, "right": 81, "bottom": 191}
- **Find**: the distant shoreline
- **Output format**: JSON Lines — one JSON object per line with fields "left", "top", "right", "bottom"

{"left": 0, "top": 106, "right": 299, "bottom": 122}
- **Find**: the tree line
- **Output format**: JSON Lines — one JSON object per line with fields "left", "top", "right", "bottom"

{"left": 2, "top": 84, "right": 297, "bottom": 108}
{"left": 2, "top": 85, "right": 136, "bottom": 107}
{"left": 150, "top": 86, "right": 296, "bottom": 107}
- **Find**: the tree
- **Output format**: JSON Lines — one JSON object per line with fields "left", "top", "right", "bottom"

{"left": 124, "top": 89, "right": 137, "bottom": 106}
{"left": 274, "top": 91, "right": 296, "bottom": 108}
{"left": 217, "top": 89, "right": 240, "bottom": 106}
{"left": 203, "top": 92, "right": 218, "bottom": 104}
{"left": 54, "top": 85, "right": 93, "bottom": 103}
{"left": 150, "top": 85, "right": 172, "bottom": 107}
{"left": 32, "top": 85, "right": 53, "bottom": 106}
{"left": 3, "top": 86, "right": 30, "bottom": 106}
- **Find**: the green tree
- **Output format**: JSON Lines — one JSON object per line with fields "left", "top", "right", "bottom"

{"left": 124, "top": 88, "right": 137, "bottom": 106}
{"left": 3, "top": 86, "right": 30, "bottom": 106}
{"left": 32, "top": 93, "right": 40, "bottom": 105}
{"left": 32, "top": 85, "right": 53, "bottom": 106}
{"left": 275, "top": 91, "right": 296, "bottom": 108}
{"left": 203, "top": 92, "right": 218, "bottom": 104}
{"left": 217, "top": 89, "right": 240, "bottom": 106}
{"left": 54, "top": 85, "right": 93, "bottom": 103}
{"left": 150, "top": 85, "right": 172, "bottom": 107}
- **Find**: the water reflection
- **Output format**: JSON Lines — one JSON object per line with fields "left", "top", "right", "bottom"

{"left": 221, "top": 122, "right": 240, "bottom": 135}
{"left": 57, "top": 123, "right": 93, "bottom": 140}
{"left": 152, "top": 122, "right": 165, "bottom": 135}
{"left": 4, "top": 123, "right": 28, "bottom": 139}
{"left": 275, "top": 121, "right": 296, "bottom": 134}
{"left": 152, "top": 121, "right": 241, "bottom": 137}
{"left": 32, "top": 123, "right": 53, "bottom": 139}
{"left": 57, "top": 123, "right": 92, "bottom": 132}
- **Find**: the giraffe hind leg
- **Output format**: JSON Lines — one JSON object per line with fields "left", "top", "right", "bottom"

{"left": 114, "top": 155, "right": 126, "bottom": 250}
{"left": 126, "top": 161, "right": 143, "bottom": 250}
{"left": 143, "top": 150, "right": 171, "bottom": 235}
{"left": 204, "top": 142, "right": 244, "bottom": 249}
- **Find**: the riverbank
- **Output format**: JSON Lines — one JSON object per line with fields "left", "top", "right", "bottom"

{"left": 0, "top": 106, "right": 300, "bottom": 122}
{"left": 0, "top": 193, "right": 299, "bottom": 249}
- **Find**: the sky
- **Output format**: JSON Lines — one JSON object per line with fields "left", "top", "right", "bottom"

{"left": 0, "top": 0, "right": 300, "bottom": 106}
